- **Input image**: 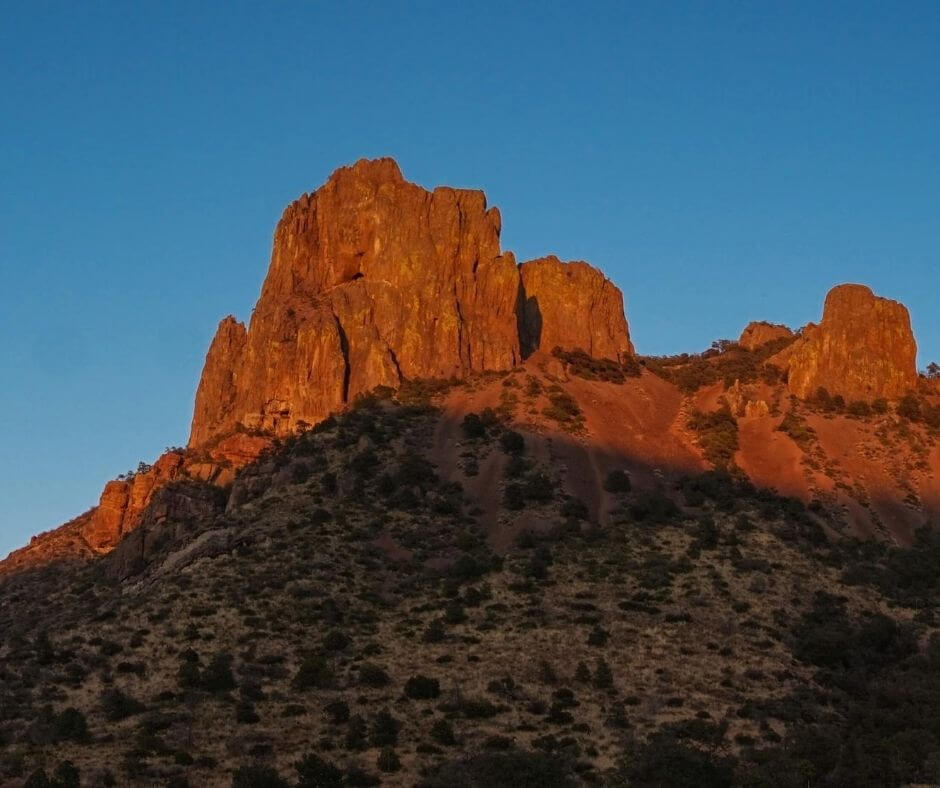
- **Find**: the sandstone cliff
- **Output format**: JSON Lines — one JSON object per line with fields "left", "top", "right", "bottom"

{"left": 518, "top": 256, "right": 634, "bottom": 360}
{"left": 770, "top": 284, "right": 917, "bottom": 402}
{"left": 189, "top": 158, "right": 635, "bottom": 447}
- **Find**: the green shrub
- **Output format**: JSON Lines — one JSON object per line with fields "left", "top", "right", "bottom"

{"left": 296, "top": 753, "right": 343, "bottom": 788}
{"left": 500, "top": 430, "right": 525, "bottom": 455}
{"left": 232, "top": 764, "right": 289, "bottom": 788}
{"left": 462, "top": 413, "right": 487, "bottom": 439}
{"left": 404, "top": 675, "right": 441, "bottom": 699}
{"left": 431, "top": 718, "right": 457, "bottom": 746}
{"left": 604, "top": 469, "right": 632, "bottom": 493}
{"left": 687, "top": 407, "right": 738, "bottom": 468}
{"left": 358, "top": 663, "right": 390, "bottom": 688}
{"left": 54, "top": 708, "right": 89, "bottom": 743}
{"left": 371, "top": 709, "right": 400, "bottom": 747}
{"left": 377, "top": 748, "right": 401, "bottom": 773}
{"left": 201, "top": 653, "right": 237, "bottom": 693}
{"left": 293, "top": 656, "right": 334, "bottom": 690}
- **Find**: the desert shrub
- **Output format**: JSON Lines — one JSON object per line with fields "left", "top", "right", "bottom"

{"left": 54, "top": 708, "right": 89, "bottom": 743}
{"left": 604, "top": 469, "right": 632, "bottom": 493}
{"left": 846, "top": 400, "right": 871, "bottom": 417}
{"left": 345, "top": 715, "right": 368, "bottom": 751}
{"left": 100, "top": 688, "right": 145, "bottom": 721}
{"left": 776, "top": 411, "right": 815, "bottom": 447}
{"left": 377, "top": 748, "right": 401, "bottom": 773}
{"left": 422, "top": 619, "right": 446, "bottom": 643}
{"left": 500, "top": 430, "right": 525, "bottom": 455}
{"left": 523, "top": 472, "right": 554, "bottom": 502}
{"left": 628, "top": 491, "right": 680, "bottom": 524}
{"left": 324, "top": 700, "right": 350, "bottom": 725}
{"left": 371, "top": 709, "right": 400, "bottom": 747}
{"left": 897, "top": 394, "right": 922, "bottom": 421}
{"left": 431, "top": 718, "right": 457, "bottom": 745}
{"left": 551, "top": 347, "right": 639, "bottom": 383}
{"left": 322, "top": 629, "right": 349, "bottom": 652}
{"left": 462, "top": 413, "right": 487, "bottom": 439}
{"left": 872, "top": 397, "right": 889, "bottom": 414}
{"left": 202, "top": 653, "right": 237, "bottom": 693}
{"left": 560, "top": 497, "right": 588, "bottom": 520}
{"left": 235, "top": 701, "right": 259, "bottom": 724}
{"left": 687, "top": 407, "right": 738, "bottom": 468}
{"left": 593, "top": 658, "right": 614, "bottom": 689}
{"left": 404, "top": 675, "right": 441, "bottom": 700}
{"left": 641, "top": 336, "right": 794, "bottom": 393}
{"left": 543, "top": 389, "right": 584, "bottom": 430}
{"left": 358, "top": 663, "right": 390, "bottom": 688}
{"left": 296, "top": 753, "right": 343, "bottom": 788}
{"left": 231, "top": 764, "right": 289, "bottom": 788}
{"left": 419, "top": 749, "right": 573, "bottom": 788}
{"left": 621, "top": 732, "right": 735, "bottom": 787}
{"left": 504, "top": 483, "right": 526, "bottom": 510}
{"left": 293, "top": 656, "right": 334, "bottom": 690}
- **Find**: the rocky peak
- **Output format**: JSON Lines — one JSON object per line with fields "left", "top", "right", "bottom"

{"left": 188, "top": 159, "right": 635, "bottom": 447}
{"left": 770, "top": 283, "right": 917, "bottom": 401}
{"left": 518, "top": 256, "right": 633, "bottom": 361}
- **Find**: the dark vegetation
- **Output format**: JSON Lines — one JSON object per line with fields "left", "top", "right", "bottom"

{"left": 1, "top": 388, "right": 938, "bottom": 786}
{"left": 551, "top": 347, "right": 641, "bottom": 384}
{"left": 640, "top": 336, "right": 795, "bottom": 393}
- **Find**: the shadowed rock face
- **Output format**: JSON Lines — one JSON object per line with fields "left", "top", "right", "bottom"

{"left": 188, "top": 159, "right": 636, "bottom": 447}
{"left": 518, "top": 256, "right": 634, "bottom": 361}
{"left": 739, "top": 321, "right": 794, "bottom": 351}
{"left": 770, "top": 284, "right": 917, "bottom": 401}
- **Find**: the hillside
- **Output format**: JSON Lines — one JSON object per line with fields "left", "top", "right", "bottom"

{"left": 1, "top": 376, "right": 939, "bottom": 786}
{"left": 1, "top": 158, "right": 939, "bottom": 786}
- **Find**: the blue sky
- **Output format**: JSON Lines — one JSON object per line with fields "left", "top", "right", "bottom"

{"left": 1, "top": 1, "right": 938, "bottom": 558}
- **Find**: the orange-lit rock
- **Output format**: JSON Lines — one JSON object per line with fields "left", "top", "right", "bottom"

{"left": 738, "top": 321, "right": 793, "bottom": 351}
{"left": 518, "top": 256, "right": 634, "bottom": 361}
{"left": 770, "top": 284, "right": 917, "bottom": 401}
{"left": 189, "top": 158, "right": 523, "bottom": 446}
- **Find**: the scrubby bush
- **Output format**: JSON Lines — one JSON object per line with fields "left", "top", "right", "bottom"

{"left": 500, "top": 430, "right": 525, "bottom": 455}
{"left": 295, "top": 753, "right": 343, "bottom": 787}
{"left": 687, "top": 407, "right": 738, "bottom": 468}
{"left": 404, "top": 675, "right": 441, "bottom": 700}
{"left": 293, "top": 656, "right": 334, "bottom": 690}
{"left": 604, "top": 469, "right": 632, "bottom": 493}
{"left": 232, "top": 764, "right": 289, "bottom": 788}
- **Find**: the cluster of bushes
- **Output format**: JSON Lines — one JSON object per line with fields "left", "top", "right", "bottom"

{"left": 775, "top": 411, "right": 815, "bottom": 447}
{"left": 542, "top": 387, "right": 584, "bottom": 431}
{"left": 898, "top": 393, "right": 940, "bottom": 429}
{"left": 687, "top": 407, "right": 739, "bottom": 468}
{"left": 808, "top": 387, "right": 888, "bottom": 416}
{"left": 640, "top": 336, "right": 794, "bottom": 393}
{"left": 505, "top": 472, "right": 554, "bottom": 510}
{"left": 551, "top": 347, "right": 641, "bottom": 383}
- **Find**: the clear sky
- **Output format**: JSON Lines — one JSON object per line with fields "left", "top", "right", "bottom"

{"left": 1, "top": 2, "right": 938, "bottom": 558}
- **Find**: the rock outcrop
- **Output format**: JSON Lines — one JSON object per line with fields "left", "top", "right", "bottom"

{"left": 189, "top": 158, "right": 524, "bottom": 446}
{"left": 189, "top": 159, "right": 635, "bottom": 447}
{"left": 739, "top": 321, "right": 794, "bottom": 351}
{"left": 518, "top": 256, "right": 634, "bottom": 360}
{"left": 770, "top": 284, "right": 917, "bottom": 401}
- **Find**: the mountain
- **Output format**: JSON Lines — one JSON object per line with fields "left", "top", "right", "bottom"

{"left": 1, "top": 159, "right": 939, "bottom": 786}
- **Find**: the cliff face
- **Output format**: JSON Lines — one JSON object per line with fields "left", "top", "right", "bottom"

{"left": 739, "top": 321, "right": 794, "bottom": 351}
{"left": 189, "top": 158, "right": 523, "bottom": 446}
{"left": 771, "top": 284, "right": 918, "bottom": 402}
{"left": 189, "top": 159, "right": 636, "bottom": 447}
{"left": 518, "top": 256, "right": 634, "bottom": 361}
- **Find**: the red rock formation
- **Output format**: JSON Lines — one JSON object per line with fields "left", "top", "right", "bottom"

{"left": 189, "top": 158, "right": 524, "bottom": 446}
{"left": 518, "top": 256, "right": 634, "bottom": 361}
{"left": 738, "top": 321, "right": 793, "bottom": 351}
{"left": 770, "top": 284, "right": 917, "bottom": 401}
